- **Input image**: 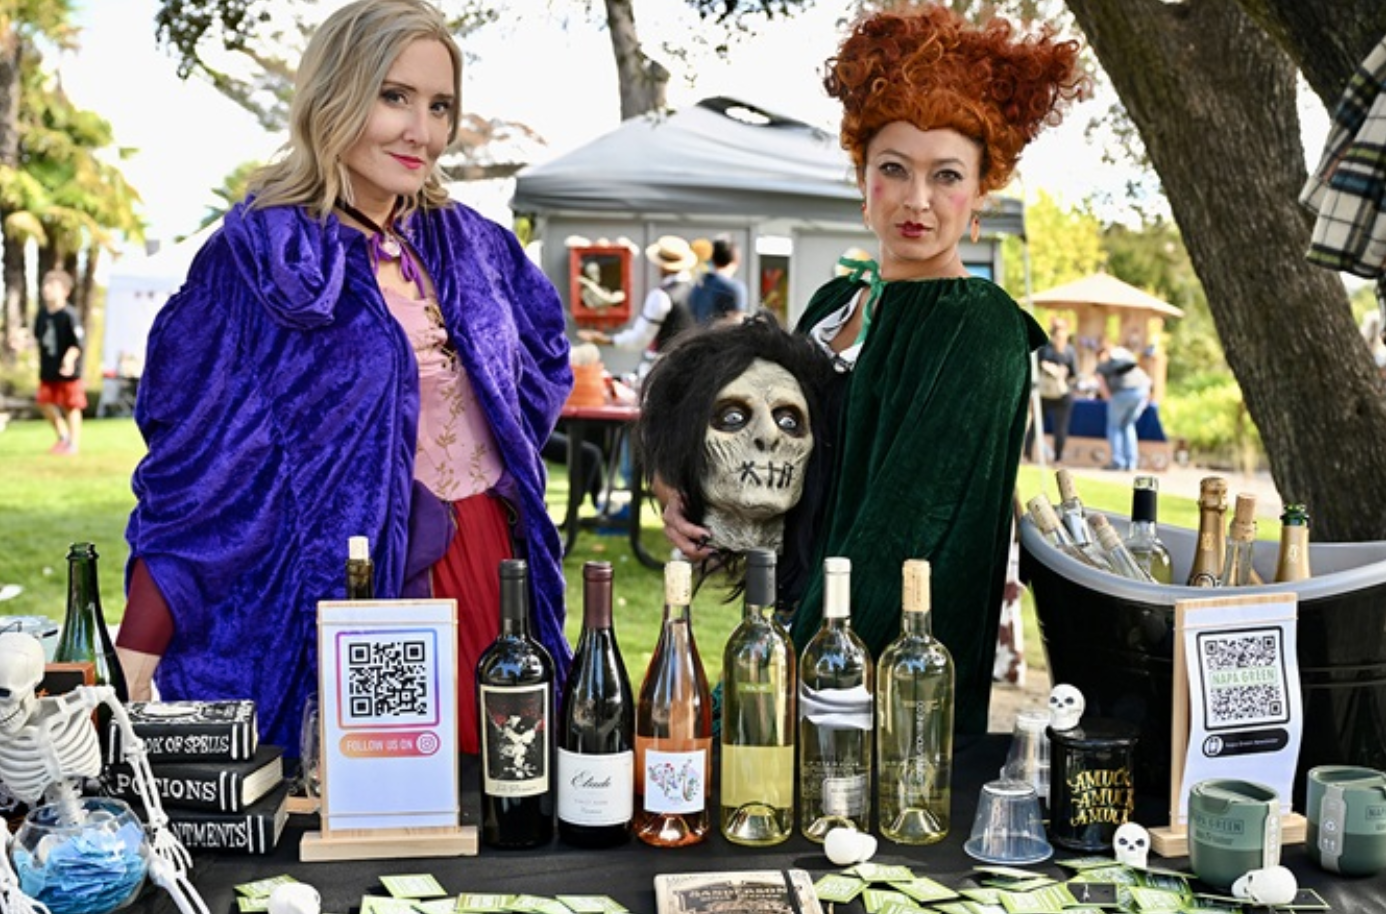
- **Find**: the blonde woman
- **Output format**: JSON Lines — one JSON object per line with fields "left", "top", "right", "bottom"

{"left": 117, "top": 0, "right": 572, "bottom": 756}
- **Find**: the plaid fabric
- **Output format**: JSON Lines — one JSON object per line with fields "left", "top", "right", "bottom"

{"left": 1301, "top": 35, "right": 1386, "bottom": 289}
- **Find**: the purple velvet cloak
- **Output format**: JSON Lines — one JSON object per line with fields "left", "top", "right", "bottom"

{"left": 126, "top": 199, "right": 574, "bottom": 753}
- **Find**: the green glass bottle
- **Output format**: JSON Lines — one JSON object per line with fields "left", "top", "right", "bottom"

{"left": 55, "top": 542, "right": 128, "bottom": 702}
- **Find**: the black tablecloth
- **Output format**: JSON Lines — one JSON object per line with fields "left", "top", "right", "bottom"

{"left": 126, "top": 736, "right": 1384, "bottom": 914}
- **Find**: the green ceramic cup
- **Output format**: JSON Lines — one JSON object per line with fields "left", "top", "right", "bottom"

{"left": 1306, "top": 765, "right": 1386, "bottom": 877}
{"left": 1187, "top": 779, "right": 1281, "bottom": 889}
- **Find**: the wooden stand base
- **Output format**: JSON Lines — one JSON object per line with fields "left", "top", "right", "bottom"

{"left": 1150, "top": 813, "right": 1307, "bottom": 858}
{"left": 299, "top": 825, "right": 477, "bottom": 862}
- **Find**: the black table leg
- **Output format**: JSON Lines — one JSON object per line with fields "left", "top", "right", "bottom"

{"left": 628, "top": 440, "right": 663, "bottom": 571}
{"left": 561, "top": 419, "right": 584, "bottom": 556}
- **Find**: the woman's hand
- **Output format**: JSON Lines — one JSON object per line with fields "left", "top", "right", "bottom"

{"left": 651, "top": 479, "right": 715, "bottom": 561}
{"left": 576, "top": 329, "right": 611, "bottom": 345}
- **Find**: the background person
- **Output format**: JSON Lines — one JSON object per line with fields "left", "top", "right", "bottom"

{"left": 115, "top": 0, "right": 572, "bottom": 756}
{"left": 659, "top": 3, "right": 1086, "bottom": 735}
{"left": 688, "top": 236, "right": 749, "bottom": 326}
{"left": 1095, "top": 344, "right": 1152, "bottom": 471}
{"left": 1024, "top": 317, "right": 1079, "bottom": 463}
{"left": 34, "top": 269, "right": 86, "bottom": 455}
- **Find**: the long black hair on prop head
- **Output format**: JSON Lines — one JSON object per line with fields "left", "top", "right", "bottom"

{"left": 635, "top": 312, "right": 840, "bottom": 612}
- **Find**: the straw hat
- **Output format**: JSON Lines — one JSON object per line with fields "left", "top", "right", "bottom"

{"left": 645, "top": 235, "right": 698, "bottom": 272}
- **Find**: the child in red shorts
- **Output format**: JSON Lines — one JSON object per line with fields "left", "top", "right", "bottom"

{"left": 34, "top": 269, "right": 86, "bottom": 454}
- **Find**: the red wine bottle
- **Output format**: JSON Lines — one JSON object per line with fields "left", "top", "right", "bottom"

{"left": 557, "top": 561, "right": 634, "bottom": 847}
{"left": 477, "top": 559, "right": 555, "bottom": 848}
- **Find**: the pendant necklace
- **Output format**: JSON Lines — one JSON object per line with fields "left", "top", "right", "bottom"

{"left": 336, "top": 199, "right": 425, "bottom": 296}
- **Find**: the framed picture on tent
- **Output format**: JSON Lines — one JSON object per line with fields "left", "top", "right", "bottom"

{"left": 569, "top": 245, "right": 633, "bottom": 329}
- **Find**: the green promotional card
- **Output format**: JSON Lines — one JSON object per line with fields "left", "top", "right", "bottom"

{"left": 815, "top": 875, "right": 868, "bottom": 903}
{"left": 413, "top": 900, "right": 458, "bottom": 914}
{"left": 236, "top": 898, "right": 270, "bottom": 913}
{"left": 891, "top": 877, "right": 958, "bottom": 903}
{"left": 454, "top": 895, "right": 516, "bottom": 913}
{"left": 853, "top": 863, "right": 920, "bottom": 884}
{"left": 381, "top": 875, "right": 449, "bottom": 899}
{"left": 555, "top": 896, "right": 627, "bottom": 913}
{"left": 361, "top": 897, "right": 423, "bottom": 914}
{"left": 861, "top": 888, "right": 919, "bottom": 913}
{"left": 236, "top": 875, "right": 300, "bottom": 898}
{"left": 1126, "top": 887, "right": 1187, "bottom": 912}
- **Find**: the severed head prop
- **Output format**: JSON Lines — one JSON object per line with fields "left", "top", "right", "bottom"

{"left": 637, "top": 313, "right": 836, "bottom": 560}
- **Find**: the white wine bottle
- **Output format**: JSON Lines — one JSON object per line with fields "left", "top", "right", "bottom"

{"left": 1090, "top": 515, "right": 1155, "bottom": 583}
{"left": 1124, "top": 476, "right": 1173, "bottom": 584}
{"left": 634, "top": 559, "right": 712, "bottom": 847}
{"left": 877, "top": 559, "right": 953, "bottom": 845}
{"left": 1217, "top": 493, "right": 1259, "bottom": 587}
{"left": 720, "top": 549, "right": 795, "bottom": 846}
{"left": 798, "top": 557, "right": 873, "bottom": 841}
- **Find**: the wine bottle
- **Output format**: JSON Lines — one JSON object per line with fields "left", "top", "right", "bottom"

{"left": 56, "top": 542, "right": 128, "bottom": 702}
{"left": 1090, "top": 515, "right": 1155, "bottom": 583}
{"left": 1124, "top": 476, "right": 1174, "bottom": 584}
{"left": 1273, "top": 504, "right": 1312, "bottom": 583}
{"left": 877, "top": 559, "right": 953, "bottom": 845}
{"left": 634, "top": 559, "right": 712, "bottom": 847}
{"left": 1026, "top": 494, "right": 1110, "bottom": 570}
{"left": 1217, "top": 493, "right": 1259, "bottom": 587}
{"left": 346, "top": 535, "right": 374, "bottom": 599}
{"left": 799, "top": 557, "right": 873, "bottom": 841}
{"left": 720, "top": 548, "right": 795, "bottom": 846}
{"left": 477, "top": 559, "right": 555, "bottom": 848}
{"left": 557, "top": 561, "right": 634, "bottom": 848}
{"left": 1055, "top": 468, "right": 1097, "bottom": 546}
{"left": 1187, "top": 476, "right": 1229, "bottom": 586}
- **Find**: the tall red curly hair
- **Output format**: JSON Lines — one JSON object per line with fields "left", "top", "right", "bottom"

{"left": 825, "top": 4, "right": 1089, "bottom": 194}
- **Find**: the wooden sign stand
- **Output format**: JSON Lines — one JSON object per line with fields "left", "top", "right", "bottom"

{"left": 1150, "top": 593, "right": 1306, "bottom": 857}
{"left": 299, "top": 598, "right": 476, "bottom": 862}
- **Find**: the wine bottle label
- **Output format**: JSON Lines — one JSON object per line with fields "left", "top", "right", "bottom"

{"left": 641, "top": 747, "right": 707, "bottom": 814}
{"left": 721, "top": 744, "right": 793, "bottom": 808}
{"left": 556, "top": 748, "right": 633, "bottom": 825}
{"left": 821, "top": 772, "right": 869, "bottom": 816}
{"left": 479, "top": 683, "right": 550, "bottom": 797}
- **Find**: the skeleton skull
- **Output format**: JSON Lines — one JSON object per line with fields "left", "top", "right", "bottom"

{"left": 701, "top": 359, "right": 813, "bottom": 552}
{"left": 1113, "top": 822, "right": 1150, "bottom": 868}
{"left": 0, "top": 632, "right": 44, "bottom": 737}
{"left": 1231, "top": 865, "right": 1298, "bottom": 906}
{"left": 1048, "top": 684, "right": 1085, "bottom": 731}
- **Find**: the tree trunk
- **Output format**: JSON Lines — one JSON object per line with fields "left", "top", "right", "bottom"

{"left": 0, "top": 28, "right": 21, "bottom": 369}
{"left": 1062, "top": 0, "right": 1386, "bottom": 541}
{"left": 603, "top": 0, "right": 668, "bottom": 120}
{"left": 1233, "top": 0, "right": 1386, "bottom": 109}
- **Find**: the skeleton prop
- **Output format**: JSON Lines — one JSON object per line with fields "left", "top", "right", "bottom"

{"left": 1231, "top": 865, "right": 1298, "bottom": 906}
{"left": 0, "top": 633, "right": 208, "bottom": 914}
{"left": 1048, "top": 684, "right": 1086, "bottom": 731}
{"left": 637, "top": 312, "right": 835, "bottom": 561}
{"left": 1113, "top": 822, "right": 1150, "bottom": 868}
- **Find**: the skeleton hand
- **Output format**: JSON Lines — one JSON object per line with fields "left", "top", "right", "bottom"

{"left": 149, "top": 826, "right": 194, "bottom": 877}
{"left": 146, "top": 851, "right": 210, "bottom": 914}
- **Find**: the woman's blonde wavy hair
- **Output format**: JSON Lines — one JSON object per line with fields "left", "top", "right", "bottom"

{"left": 248, "top": 0, "right": 461, "bottom": 221}
{"left": 825, "top": 3, "right": 1089, "bottom": 194}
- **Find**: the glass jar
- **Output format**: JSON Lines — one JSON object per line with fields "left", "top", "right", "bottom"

{"left": 12, "top": 797, "right": 148, "bottom": 914}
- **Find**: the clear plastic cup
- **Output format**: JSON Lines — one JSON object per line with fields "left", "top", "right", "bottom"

{"left": 963, "top": 778, "right": 1054, "bottom": 866}
{"left": 1001, "top": 708, "right": 1052, "bottom": 802}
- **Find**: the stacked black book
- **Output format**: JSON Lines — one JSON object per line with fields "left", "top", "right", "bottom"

{"left": 107, "top": 699, "right": 290, "bottom": 854}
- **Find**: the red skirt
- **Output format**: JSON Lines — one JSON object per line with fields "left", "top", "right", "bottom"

{"left": 431, "top": 493, "right": 513, "bottom": 754}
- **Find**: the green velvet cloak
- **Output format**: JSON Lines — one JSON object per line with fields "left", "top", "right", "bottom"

{"left": 790, "top": 275, "right": 1046, "bottom": 735}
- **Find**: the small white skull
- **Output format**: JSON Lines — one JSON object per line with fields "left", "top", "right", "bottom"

{"left": 824, "top": 826, "right": 878, "bottom": 866}
{"left": 1048, "top": 683, "right": 1085, "bottom": 731}
{"left": 701, "top": 359, "right": 814, "bottom": 552}
{"left": 0, "top": 632, "right": 45, "bottom": 737}
{"left": 1231, "top": 865, "right": 1298, "bottom": 906}
{"left": 268, "top": 883, "right": 322, "bottom": 914}
{"left": 1113, "top": 822, "right": 1150, "bottom": 868}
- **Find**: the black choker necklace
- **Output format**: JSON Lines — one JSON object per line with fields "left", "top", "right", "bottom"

{"left": 336, "top": 199, "right": 423, "bottom": 293}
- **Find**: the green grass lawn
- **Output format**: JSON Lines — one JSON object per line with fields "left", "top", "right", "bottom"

{"left": 6, "top": 418, "right": 1215, "bottom": 685}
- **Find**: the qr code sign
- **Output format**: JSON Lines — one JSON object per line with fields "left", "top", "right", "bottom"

{"left": 339, "top": 631, "right": 438, "bottom": 727}
{"left": 1197, "top": 628, "right": 1289, "bottom": 730}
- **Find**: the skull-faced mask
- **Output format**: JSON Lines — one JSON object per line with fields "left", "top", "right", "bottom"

{"left": 1231, "top": 866, "right": 1297, "bottom": 906}
{"left": 0, "top": 632, "right": 45, "bottom": 736}
{"left": 1113, "top": 822, "right": 1150, "bottom": 868}
{"left": 1048, "top": 683, "right": 1085, "bottom": 731}
{"left": 701, "top": 358, "right": 813, "bottom": 552}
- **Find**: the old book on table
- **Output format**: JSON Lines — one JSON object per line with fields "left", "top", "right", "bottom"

{"left": 106, "top": 743, "right": 285, "bottom": 813}
{"left": 107, "top": 699, "right": 258, "bottom": 762}
{"left": 653, "top": 869, "right": 824, "bottom": 914}
{"left": 164, "top": 781, "right": 292, "bottom": 855}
